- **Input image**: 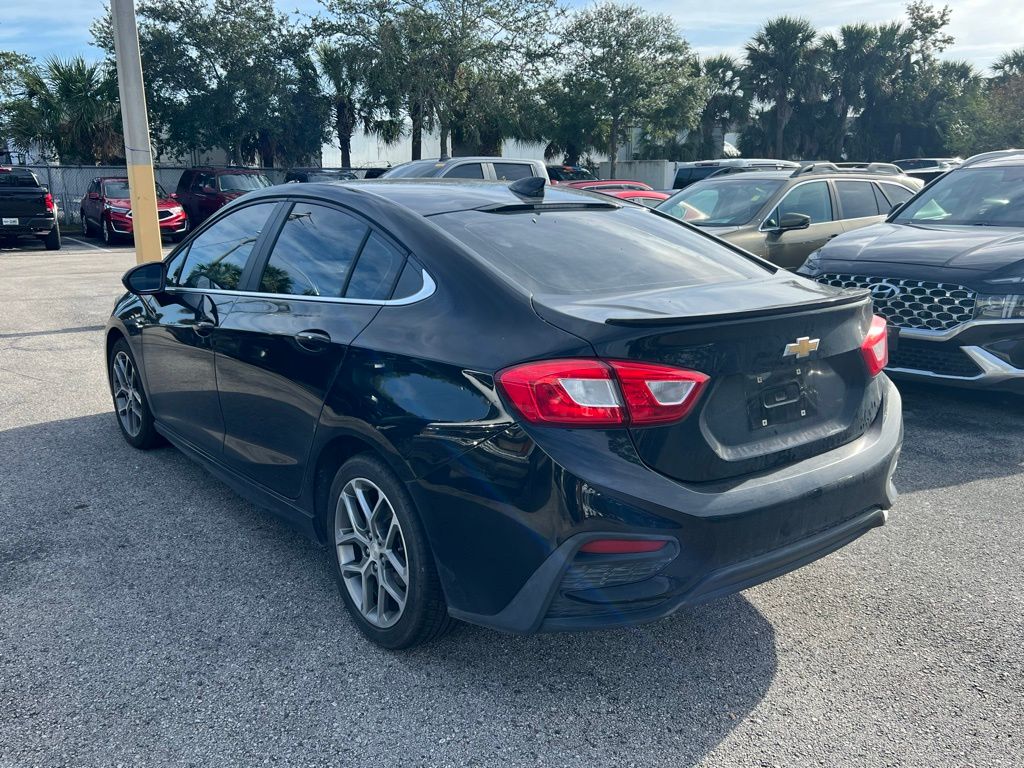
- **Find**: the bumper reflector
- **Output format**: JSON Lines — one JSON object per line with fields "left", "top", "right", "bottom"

{"left": 578, "top": 539, "right": 668, "bottom": 554}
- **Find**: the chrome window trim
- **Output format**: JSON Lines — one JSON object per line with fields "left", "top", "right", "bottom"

{"left": 165, "top": 269, "right": 436, "bottom": 307}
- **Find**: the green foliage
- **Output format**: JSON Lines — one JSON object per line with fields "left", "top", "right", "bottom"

{"left": 5, "top": 56, "right": 122, "bottom": 163}
{"left": 91, "top": 0, "right": 330, "bottom": 166}
{"left": 557, "top": 2, "right": 699, "bottom": 175}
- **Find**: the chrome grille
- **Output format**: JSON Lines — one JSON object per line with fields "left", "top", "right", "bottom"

{"left": 817, "top": 273, "right": 976, "bottom": 331}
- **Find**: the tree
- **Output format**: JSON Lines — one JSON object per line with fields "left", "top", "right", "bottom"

{"left": 92, "top": 0, "right": 329, "bottom": 166}
{"left": 534, "top": 72, "right": 605, "bottom": 166}
{"left": 694, "top": 55, "right": 749, "bottom": 158}
{"left": 0, "top": 51, "right": 33, "bottom": 158}
{"left": 993, "top": 48, "right": 1024, "bottom": 82}
{"left": 821, "top": 24, "right": 879, "bottom": 158}
{"left": 6, "top": 56, "right": 123, "bottom": 163}
{"left": 314, "top": 42, "right": 361, "bottom": 168}
{"left": 558, "top": 2, "right": 698, "bottom": 178}
{"left": 744, "top": 16, "right": 819, "bottom": 159}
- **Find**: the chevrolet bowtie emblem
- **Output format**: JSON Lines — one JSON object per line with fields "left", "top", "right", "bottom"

{"left": 784, "top": 336, "right": 820, "bottom": 359}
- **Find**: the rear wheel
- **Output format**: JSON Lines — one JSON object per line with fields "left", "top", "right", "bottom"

{"left": 329, "top": 454, "right": 453, "bottom": 649}
{"left": 108, "top": 338, "right": 161, "bottom": 449}
{"left": 43, "top": 224, "right": 61, "bottom": 250}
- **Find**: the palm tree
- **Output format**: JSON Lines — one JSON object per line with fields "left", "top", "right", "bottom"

{"left": 744, "top": 17, "right": 819, "bottom": 159}
{"left": 7, "top": 56, "right": 122, "bottom": 163}
{"left": 314, "top": 41, "right": 360, "bottom": 169}
{"left": 993, "top": 48, "right": 1024, "bottom": 82}
{"left": 697, "top": 55, "right": 749, "bottom": 158}
{"left": 821, "top": 24, "right": 877, "bottom": 158}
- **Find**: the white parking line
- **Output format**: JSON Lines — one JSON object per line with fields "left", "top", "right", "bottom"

{"left": 64, "top": 236, "right": 117, "bottom": 253}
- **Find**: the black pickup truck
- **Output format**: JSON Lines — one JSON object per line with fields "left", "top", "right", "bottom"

{"left": 0, "top": 167, "right": 61, "bottom": 250}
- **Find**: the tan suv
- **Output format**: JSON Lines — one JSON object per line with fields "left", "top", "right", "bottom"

{"left": 656, "top": 163, "right": 921, "bottom": 269}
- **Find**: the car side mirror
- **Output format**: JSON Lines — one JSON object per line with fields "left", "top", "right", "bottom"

{"left": 778, "top": 212, "right": 811, "bottom": 231}
{"left": 122, "top": 261, "right": 166, "bottom": 295}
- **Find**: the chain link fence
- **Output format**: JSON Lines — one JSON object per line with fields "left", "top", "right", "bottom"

{"left": 19, "top": 165, "right": 378, "bottom": 226}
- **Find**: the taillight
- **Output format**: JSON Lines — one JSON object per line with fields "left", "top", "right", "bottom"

{"left": 496, "top": 358, "right": 708, "bottom": 427}
{"left": 44, "top": 192, "right": 55, "bottom": 213}
{"left": 861, "top": 315, "right": 889, "bottom": 376}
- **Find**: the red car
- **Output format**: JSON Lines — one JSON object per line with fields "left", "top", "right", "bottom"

{"left": 80, "top": 177, "right": 189, "bottom": 245}
{"left": 174, "top": 167, "right": 272, "bottom": 226}
{"left": 564, "top": 179, "right": 654, "bottom": 192}
{"left": 597, "top": 189, "right": 670, "bottom": 207}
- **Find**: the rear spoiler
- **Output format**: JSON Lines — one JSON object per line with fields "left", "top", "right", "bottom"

{"left": 605, "top": 290, "right": 869, "bottom": 327}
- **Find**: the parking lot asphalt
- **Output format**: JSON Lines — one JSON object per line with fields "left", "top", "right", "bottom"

{"left": 1, "top": 239, "right": 1022, "bottom": 768}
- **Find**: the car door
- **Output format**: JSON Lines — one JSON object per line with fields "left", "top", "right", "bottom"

{"left": 214, "top": 201, "right": 405, "bottom": 499}
{"left": 763, "top": 180, "right": 843, "bottom": 269}
{"left": 491, "top": 162, "right": 535, "bottom": 181}
{"left": 82, "top": 180, "right": 99, "bottom": 227}
{"left": 192, "top": 171, "right": 221, "bottom": 224}
{"left": 141, "top": 201, "right": 279, "bottom": 457}
{"left": 835, "top": 180, "right": 887, "bottom": 233}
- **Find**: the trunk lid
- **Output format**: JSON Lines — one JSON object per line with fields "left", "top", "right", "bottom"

{"left": 0, "top": 187, "right": 47, "bottom": 218}
{"left": 533, "top": 276, "right": 881, "bottom": 483}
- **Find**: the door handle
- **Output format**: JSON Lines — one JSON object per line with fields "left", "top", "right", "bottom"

{"left": 295, "top": 329, "right": 332, "bottom": 351}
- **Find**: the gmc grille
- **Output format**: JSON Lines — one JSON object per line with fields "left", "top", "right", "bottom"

{"left": 817, "top": 274, "right": 976, "bottom": 331}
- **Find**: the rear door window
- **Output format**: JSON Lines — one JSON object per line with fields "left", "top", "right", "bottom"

{"left": 835, "top": 181, "right": 882, "bottom": 219}
{"left": 443, "top": 163, "right": 485, "bottom": 180}
{"left": 344, "top": 232, "right": 406, "bottom": 300}
{"left": 431, "top": 206, "right": 769, "bottom": 296}
{"left": 258, "top": 203, "right": 368, "bottom": 297}
{"left": 493, "top": 163, "right": 534, "bottom": 181}
{"left": 173, "top": 202, "right": 277, "bottom": 290}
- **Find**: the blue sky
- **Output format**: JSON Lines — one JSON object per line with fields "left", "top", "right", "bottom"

{"left": 1, "top": 0, "right": 1019, "bottom": 72}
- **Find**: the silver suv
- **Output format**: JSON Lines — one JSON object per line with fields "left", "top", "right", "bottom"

{"left": 381, "top": 157, "right": 548, "bottom": 182}
{"left": 656, "top": 163, "right": 921, "bottom": 269}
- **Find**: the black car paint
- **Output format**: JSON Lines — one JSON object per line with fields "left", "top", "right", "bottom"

{"left": 107, "top": 180, "right": 902, "bottom": 633}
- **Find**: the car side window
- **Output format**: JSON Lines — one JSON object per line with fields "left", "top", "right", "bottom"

{"left": 880, "top": 183, "right": 913, "bottom": 207}
{"left": 443, "top": 163, "right": 484, "bottom": 180}
{"left": 258, "top": 203, "right": 368, "bottom": 297}
{"left": 345, "top": 232, "right": 406, "bottom": 300}
{"left": 191, "top": 172, "right": 212, "bottom": 193}
{"left": 171, "top": 202, "right": 276, "bottom": 290}
{"left": 391, "top": 257, "right": 426, "bottom": 300}
{"left": 493, "top": 163, "right": 533, "bottom": 181}
{"left": 772, "top": 181, "right": 834, "bottom": 225}
{"left": 836, "top": 181, "right": 881, "bottom": 219}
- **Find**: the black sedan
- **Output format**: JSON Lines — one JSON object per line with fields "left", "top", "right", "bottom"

{"left": 106, "top": 178, "right": 902, "bottom": 648}
{"left": 800, "top": 150, "right": 1024, "bottom": 393}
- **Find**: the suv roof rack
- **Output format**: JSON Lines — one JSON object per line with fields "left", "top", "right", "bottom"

{"left": 961, "top": 149, "right": 1024, "bottom": 168}
{"left": 791, "top": 162, "right": 903, "bottom": 178}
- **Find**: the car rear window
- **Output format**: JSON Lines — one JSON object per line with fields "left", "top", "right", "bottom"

{"left": 430, "top": 206, "right": 770, "bottom": 295}
{"left": 0, "top": 170, "right": 39, "bottom": 187}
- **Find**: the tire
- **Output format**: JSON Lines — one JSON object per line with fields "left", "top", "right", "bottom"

{"left": 80, "top": 211, "right": 91, "bottom": 237}
{"left": 43, "top": 224, "right": 61, "bottom": 250}
{"left": 102, "top": 217, "right": 117, "bottom": 246}
{"left": 328, "top": 454, "right": 453, "bottom": 649}
{"left": 108, "top": 338, "right": 162, "bottom": 450}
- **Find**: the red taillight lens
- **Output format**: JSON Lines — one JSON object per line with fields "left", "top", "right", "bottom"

{"left": 861, "top": 315, "right": 889, "bottom": 376}
{"left": 609, "top": 361, "right": 709, "bottom": 426}
{"left": 44, "top": 192, "right": 55, "bottom": 213}
{"left": 579, "top": 539, "right": 668, "bottom": 554}
{"left": 496, "top": 359, "right": 624, "bottom": 426}
{"left": 496, "top": 359, "right": 708, "bottom": 427}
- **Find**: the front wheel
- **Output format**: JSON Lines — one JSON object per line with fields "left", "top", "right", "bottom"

{"left": 329, "top": 454, "right": 453, "bottom": 649}
{"left": 101, "top": 218, "right": 117, "bottom": 246}
{"left": 109, "top": 338, "right": 162, "bottom": 449}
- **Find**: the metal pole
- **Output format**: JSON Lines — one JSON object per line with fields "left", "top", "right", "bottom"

{"left": 110, "top": 0, "right": 162, "bottom": 264}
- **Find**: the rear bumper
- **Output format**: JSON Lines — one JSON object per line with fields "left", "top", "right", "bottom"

{"left": 0, "top": 215, "right": 56, "bottom": 236}
{"left": 887, "top": 321, "right": 1024, "bottom": 393}
{"left": 420, "top": 376, "right": 903, "bottom": 633}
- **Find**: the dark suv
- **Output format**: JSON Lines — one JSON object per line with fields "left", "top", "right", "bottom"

{"left": 799, "top": 149, "right": 1024, "bottom": 392}
{"left": 175, "top": 168, "right": 271, "bottom": 227}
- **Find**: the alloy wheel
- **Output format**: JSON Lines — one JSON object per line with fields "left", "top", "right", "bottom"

{"left": 335, "top": 477, "right": 409, "bottom": 628}
{"left": 112, "top": 350, "right": 143, "bottom": 437}
{"left": 103, "top": 219, "right": 112, "bottom": 244}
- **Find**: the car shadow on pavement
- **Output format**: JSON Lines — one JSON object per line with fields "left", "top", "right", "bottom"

{"left": 0, "top": 411, "right": 777, "bottom": 766}
{"left": 894, "top": 380, "right": 1024, "bottom": 493}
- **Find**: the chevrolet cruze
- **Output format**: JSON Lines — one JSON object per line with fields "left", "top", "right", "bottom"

{"left": 106, "top": 178, "right": 903, "bottom": 648}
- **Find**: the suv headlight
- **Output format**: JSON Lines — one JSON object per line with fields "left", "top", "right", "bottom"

{"left": 106, "top": 204, "right": 132, "bottom": 216}
{"left": 797, "top": 250, "right": 823, "bottom": 276}
{"left": 975, "top": 294, "right": 1024, "bottom": 320}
